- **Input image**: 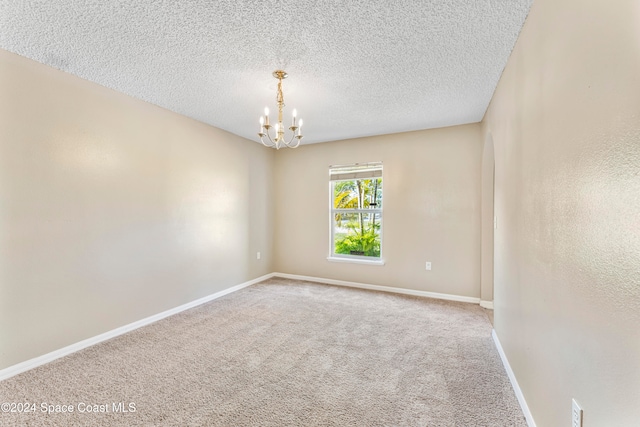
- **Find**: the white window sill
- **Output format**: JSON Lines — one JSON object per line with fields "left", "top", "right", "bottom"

{"left": 326, "top": 256, "right": 385, "bottom": 266}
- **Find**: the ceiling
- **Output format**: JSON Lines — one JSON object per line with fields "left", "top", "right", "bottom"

{"left": 0, "top": 0, "right": 532, "bottom": 145}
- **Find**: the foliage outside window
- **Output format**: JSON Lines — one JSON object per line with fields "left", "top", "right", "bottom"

{"left": 330, "top": 163, "right": 382, "bottom": 260}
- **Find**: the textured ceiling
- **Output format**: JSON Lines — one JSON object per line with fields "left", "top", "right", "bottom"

{"left": 0, "top": 0, "right": 532, "bottom": 144}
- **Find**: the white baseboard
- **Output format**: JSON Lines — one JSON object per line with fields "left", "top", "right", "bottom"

{"left": 0, "top": 273, "right": 274, "bottom": 382}
{"left": 492, "top": 330, "right": 537, "bottom": 427}
{"left": 272, "top": 272, "right": 481, "bottom": 304}
{"left": 480, "top": 300, "right": 494, "bottom": 309}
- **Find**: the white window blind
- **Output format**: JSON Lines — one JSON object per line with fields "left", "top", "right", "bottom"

{"left": 329, "top": 162, "right": 383, "bottom": 181}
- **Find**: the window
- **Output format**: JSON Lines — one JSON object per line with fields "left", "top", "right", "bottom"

{"left": 329, "top": 163, "right": 383, "bottom": 264}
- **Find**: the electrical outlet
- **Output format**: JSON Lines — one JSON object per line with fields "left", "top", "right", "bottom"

{"left": 572, "top": 399, "right": 583, "bottom": 427}
{"left": 425, "top": 262, "right": 431, "bottom": 271}
{"left": 257, "top": 252, "right": 261, "bottom": 260}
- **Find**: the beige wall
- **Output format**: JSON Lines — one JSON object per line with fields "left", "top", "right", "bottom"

{"left": 0, "top": 50, "right": 274, "bottom": 370}
{"left": 482, "top": 0, "right": 640, "bottom": 425}
{"left": 481, "top": 134, "right": 495, "bottom": 303}
{"left": 273, "top": 125, "right": 482, "bottom": 298}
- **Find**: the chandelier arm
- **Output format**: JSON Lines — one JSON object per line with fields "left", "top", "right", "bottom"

{"left": 260, "top": 138, "right": 275, "bottom": 149}
{"left": 269, "top": 127, "right": 285, "bottom": 149}
{"left": 283, "top": 133, "right": 302, "bottom": 148}
{"left": 260, "top": 129, "right": 277, "bottom": 148}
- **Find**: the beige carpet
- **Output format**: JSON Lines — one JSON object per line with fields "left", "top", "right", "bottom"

{"left": 0, "top": 278, "right": 526, "bottom": 426}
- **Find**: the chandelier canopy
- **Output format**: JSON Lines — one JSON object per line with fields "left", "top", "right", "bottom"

{"left": 258, "top": 70, "right": 303, "bottom": 149}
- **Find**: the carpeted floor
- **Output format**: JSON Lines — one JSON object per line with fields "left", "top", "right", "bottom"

{"left": 0, "top": 278, "right": 526, "bottom": 426}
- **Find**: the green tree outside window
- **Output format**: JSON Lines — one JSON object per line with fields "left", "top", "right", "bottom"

{"left": 332, "top": 177, "right": 382, "bottom": 258}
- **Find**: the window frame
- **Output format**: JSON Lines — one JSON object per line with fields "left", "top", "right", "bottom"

{"left": 328, "top": 163, "right": 384, "bottom": 266}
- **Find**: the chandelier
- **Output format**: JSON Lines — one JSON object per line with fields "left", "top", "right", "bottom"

{"left": 258, "top": 70, "right": 303, "bottom": 149}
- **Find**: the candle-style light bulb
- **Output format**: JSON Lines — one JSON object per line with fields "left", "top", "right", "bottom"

{"left": 292, "top": 109, "right": 297, "bottom": 127}
{"left": 264, "top": 107, "right": 269, "bottom": 116}
{"left": 264, "top": 107, "right": 270, "bottom": 126}
{"left": 297, "top": 119, "right": 303, "bottom": 136}
{"left": 259, "top": 116, "right": 264, "bottom": 132}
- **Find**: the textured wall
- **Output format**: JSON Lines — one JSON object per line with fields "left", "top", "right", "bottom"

{"left": 482, "top": 0, "right": 640, "bottom": 425}
{"left": 273, "top": 125, "right": 482, "bottom": 298}
{"left": 0, "top": 50, "right": 275, "bottom": 370}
